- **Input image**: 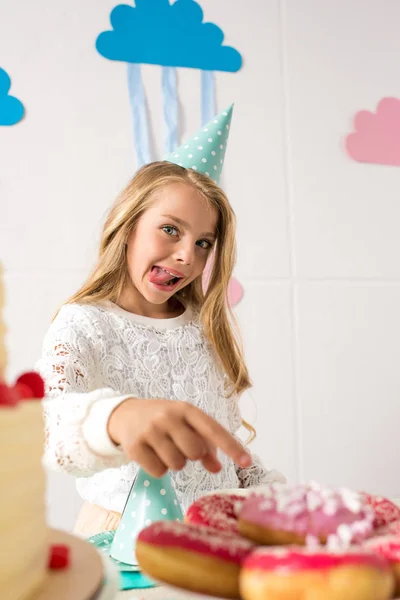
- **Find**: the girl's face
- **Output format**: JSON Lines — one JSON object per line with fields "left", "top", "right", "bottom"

{"left": 121, "top": 182, "right": 218, "bottom": 316}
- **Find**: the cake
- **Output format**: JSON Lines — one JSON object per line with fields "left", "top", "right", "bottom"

{"left": 0, "top": 373, "right": 49, "bottom": 600}
{"left": 0, "top": 264, "right": 106, "bottom": 599}
{"left": 0, "top": 372, "right": 106, "bottom": 600}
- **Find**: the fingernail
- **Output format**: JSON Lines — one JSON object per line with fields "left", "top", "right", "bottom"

{"left": 239, "top": 453, "right": 251, "bottom": 467}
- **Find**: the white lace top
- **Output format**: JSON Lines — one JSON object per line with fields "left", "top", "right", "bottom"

{"left": 36, "top": 302, "right": 285, "bottom": 513}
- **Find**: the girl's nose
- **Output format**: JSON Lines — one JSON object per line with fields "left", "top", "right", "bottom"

{"left": 173, "top": 241, "right": 195, "bottom": 266}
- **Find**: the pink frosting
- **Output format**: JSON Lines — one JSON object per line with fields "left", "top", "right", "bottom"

{"left": 361, "top": 493, "right": 400, "bottom": 529}
{"left": 239, "top": 482, "right": 374, "bottom": 547}
{"left": 243, "top": 547, "right": 390, "bottom": 573}
{"left": 365, "top": 535, "right": 400, "bottom": 563}
{"left": 186, "top": 493, "right": 245, "bottom": 534}
{"left": 381, "top": 520, "right": 400, "bottom": 536}
{"left": 138, "top": 520, "right": 253, "bottom": 564}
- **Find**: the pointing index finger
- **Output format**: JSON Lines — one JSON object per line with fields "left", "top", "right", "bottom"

{"left": 185, "top": 406, "right": 252, "bottom": 468}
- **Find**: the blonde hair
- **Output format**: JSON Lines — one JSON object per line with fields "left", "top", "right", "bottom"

{"left": 65, "top": 161, "right": 255, "bottom": 443}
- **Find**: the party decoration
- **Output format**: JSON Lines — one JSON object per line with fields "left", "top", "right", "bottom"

{"left": 96, "top": 0, "right": 242, "bottom": 72}
{"left": 0, "top": 68, "right": 24, "bottom": 126}
{"left": 96, "top": 0, "right": 242, "bottom": 165}
{"left": 345, "top": 97, "right": 400, "bottom": 166}
{"left": 165, "top": 103, "right": 232, "bottom": 183}
{"left": 202, "top": 254, "right": 244, "bottom": 308}
{"left": 110, "top": 468, "right": 183, "bottom": 566}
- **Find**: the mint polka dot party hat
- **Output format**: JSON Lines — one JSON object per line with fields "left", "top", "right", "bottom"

{"left": 110, "top": 468, "right": 183, "bottom": 566}
{"left": 164, "top": 103, "right": 234, "bottom": 184}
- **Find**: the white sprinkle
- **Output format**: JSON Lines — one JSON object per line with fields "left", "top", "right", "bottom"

{"left": 174, "top": 500, "right": 178, "bottom": 505}
{"left": 145, "top": 519, "right": 152, "bottom": 526}
{"left": 208, "top": 137, "right": 213, "bottom": 142}
{"left": 161, "top": 508, "right": 168, "bottom": 515}
{"left": 120, "top": 543, "right": 124, "bottom": 549}
{"left": 213, "top": 165, "right": 218, "bottom": 170}
{"left": 131, "top": 511, "right": 136, "bottom": 518}
{"left": 211, "top": 151, "right": 216, "bottom": 156}
{"left": 217, "top": 131, "right": 222, "bottom": 135}
{"left": 174, "top": 153, "right": 179, "bottom": 158}
{"left": 188, "top": 154, "right": 193, "bottom": 158}
{"left": 202, "top": 158, "right": 207, "bottom": 163}
{"left": 194, "top": 136, "right": 199, "bottom": 140}
{"left": 223, "top": 111, "right": 227, "bottom": 115}
{"left": 197, "top": 145, "right": 203, "bottom": 150}
{"left": 220, "top": 144, "right": 224, "bottom": 149}
{"left": 160, "top": 489, "right": 166, "bottom": 496}
{"left": 132, "top": 493, "right": 136, "bottom": 499}
{"left": 204, "top": 128, "right": 208, "bottom": 132}
{"left": 121, "top": 523, "right": 126, "bottom": 530}
{"left": 144, "top": 480, "right": 150, "bottom": 487}
{"left": 226, "top": 124, "right": 230, "bottom": 129}
{"left": 206, "top": 171, "right": 210, "bottom": 175}
{"left": 220, "top": 159, "right": 223, "bottom": 164}
{"left": 192, "top": 165, "right": 197, "bottom": 170}
{"left": 213, "top": 119, "right": 218, "bottom": 123}
{"left": 145, "top": 499, "right": 151, "bottom": 507}
{"left": 184, "top": 145, "right": 189, "bottom": 148}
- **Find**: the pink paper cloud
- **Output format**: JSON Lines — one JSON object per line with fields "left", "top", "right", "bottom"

{"left": 345, "top": 97, "right": 400, "bottom": 166}
{"left": 202, "top": 260, "right": 244, "bottom": 307}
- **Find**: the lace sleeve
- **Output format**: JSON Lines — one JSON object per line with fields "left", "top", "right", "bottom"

{"left": 226, "top": 393, "right": 287, "bottom": 488}
{"left": 36, "top": 305, "right": 129, "bottom": 477}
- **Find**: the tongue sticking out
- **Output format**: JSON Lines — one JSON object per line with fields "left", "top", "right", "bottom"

{"left": 149, "top": 266, "right": 176, "bottom": 285}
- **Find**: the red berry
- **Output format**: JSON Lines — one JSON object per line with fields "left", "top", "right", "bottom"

{"left": 16, "top": 372, "right": 45, "bottom": 399}
{"left": 0, "top": 383, "right": 19, "bottom": 407}
{"left": 48, "top": 544, "right": 70, "bottom": 570}
{"left": 13, "top": 382, "right": 33, "bottom": 400}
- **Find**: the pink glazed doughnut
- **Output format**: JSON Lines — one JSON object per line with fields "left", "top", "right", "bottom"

{"left": 364, "top": 535, "right": 400, "bottom": 596}
{"left": 361, "top": 492, "right": 400, "bottom": 529}
{"left": 238, "top": 482, "right": 374, "bottom": 547}
{"left": 136, "top": 520, "right": 253, "bottom": 599}
{"left": 240, "top": 546, "right": 394, "bottom": 600}
{"left": 185, "top": 493, "right": 245, "bottom": 534}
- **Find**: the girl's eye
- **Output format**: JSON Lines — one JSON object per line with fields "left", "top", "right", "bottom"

{"left": 162, "top": 226, "right": 179, "bottom": 236}
{"left": 196, "top": 239, "right": 213, "bottom": 250}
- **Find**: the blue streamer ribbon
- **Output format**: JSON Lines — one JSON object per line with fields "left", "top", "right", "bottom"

{"left": 201, "top": 70, "right": 216, "bottom": 126}
{"left": 162, "top": 67, "right": 178, "bottom": 154}
{"left": 127, "top": 63, "right": 151, "bottom": 168}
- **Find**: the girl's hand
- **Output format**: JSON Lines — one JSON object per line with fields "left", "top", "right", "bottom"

{"left": 108, "top": 398, "right": 252, "bottom": 477}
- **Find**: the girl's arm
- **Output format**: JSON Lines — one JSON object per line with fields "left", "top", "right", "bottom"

{"left": 36, "top": 305, "right": 132, "bottom": 477}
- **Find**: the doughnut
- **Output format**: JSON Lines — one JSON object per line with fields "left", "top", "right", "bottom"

{"left": 380, "top": 520, "right": 400, "bottom": 536}
{"left": 361, "top": 492, "right": 400, "bottom": 529}
{"left": 364, "top": 535, "right": 400, "bottom": 596}
{"left": 238, "top": 482, "right": 374, "bottom": 547}
{"left": 240, "top": 546, "right": 394, "bottom": 600}
{"left": 185, "top": 492, "right": 245, "bottom": 534}
{"left": 136, "top": 520, "right": 254, "bottom": 598}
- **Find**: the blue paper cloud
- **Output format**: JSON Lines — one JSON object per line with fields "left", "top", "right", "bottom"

{"left": 96, "top": 0, "right": 242, "bottom": 72}
{"left": 0, "top": 68, "right": 24, "bottom": 126}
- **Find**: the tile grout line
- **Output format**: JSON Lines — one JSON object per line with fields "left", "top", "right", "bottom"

{"left": 278, "top": 0, "right": 304, "bottom": 483}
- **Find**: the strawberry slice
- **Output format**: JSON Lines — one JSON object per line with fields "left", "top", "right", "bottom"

{"left": 48, "top": 544, "right": 70, "bottom": 570}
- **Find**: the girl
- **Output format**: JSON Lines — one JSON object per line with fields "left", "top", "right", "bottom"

{"left": 37, "top": 110, "right": 285, "bottom": 537}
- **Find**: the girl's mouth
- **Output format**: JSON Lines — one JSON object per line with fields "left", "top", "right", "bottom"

{"left": 148, "top": 266, "right": 183, "bottom": 290}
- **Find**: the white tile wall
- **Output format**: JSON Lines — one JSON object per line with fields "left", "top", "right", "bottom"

{"left": 1, "top": 0, "right": 399, "bottom": 531}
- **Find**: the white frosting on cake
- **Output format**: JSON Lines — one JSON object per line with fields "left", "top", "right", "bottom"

{"left": 0, "top": 401, "right": 48, "bottom": 600}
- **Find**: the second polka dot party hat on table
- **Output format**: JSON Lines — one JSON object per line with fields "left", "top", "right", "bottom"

{"left": 164, "top": 103, "right": 234, "bottom": 184}
{"left": 110, "top": 468, "right": 183, "bottom": 566}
